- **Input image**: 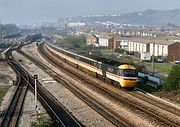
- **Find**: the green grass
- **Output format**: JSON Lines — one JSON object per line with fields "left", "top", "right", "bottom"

{"left": 32, "top": 116, "right": 54, "bottom": 127}
{"left": 145, "top": 62, "right": 172, "bottom": 73}
{"left": 0, "top": 85, "right": 10, "bottom": 104}
{"left": 100, "top": 49, "right": 113, "bottom": 55}
{"left": 154, "top": 64, "right": 171, "bottom": 72}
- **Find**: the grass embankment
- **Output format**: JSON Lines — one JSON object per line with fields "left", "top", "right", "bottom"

{"left": 0, "top": 85, "right": 10, "bottom": 104}
{"left": 32, "top": 116, "right": 54, "bottom": 127}
{"left": 145, "top": 62, "right": 172, "bottom": 73}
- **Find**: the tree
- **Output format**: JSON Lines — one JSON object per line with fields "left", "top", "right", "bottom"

{"left": 164, "top": 65, "right": 180, "bottom": 91}
{"left": 58, "top": 35, "right": 86, "bottom": 48}
{"left": 0, "top": 23, "right": 19, "bottom": 33}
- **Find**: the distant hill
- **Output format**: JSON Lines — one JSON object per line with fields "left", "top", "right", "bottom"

{"left": 120, "top": 9, "right": 180, "bottom": 26}
{"left": 65, "top": 9, "right": 180, "bottom": 26}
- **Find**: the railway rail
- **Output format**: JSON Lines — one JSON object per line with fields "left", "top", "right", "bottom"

{"left": 0, "top": 48, "right": 6, "bottom": 53}
{"left": 0, "top": 47, "right": 28, "bottom": 127}
{"left": 37, "top": 42, "right": 180, "bottom": 127}
{"left": 1, "top": 45, "right": 82, "bottom": 127}
{"left": 16, "top": 44, "right": 83, "bottom": 127}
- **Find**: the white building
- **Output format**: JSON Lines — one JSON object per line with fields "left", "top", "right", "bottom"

{"left": 128, "top": 38, "right": 175, "bottom": 57}
{"left": 68, "top": 22, "right": 86, "bottom": 27}
{"left": 119, "top": 40, "right": 129, "bottom": 50}
{"left": 98, "top": 33, "right": 114, "bottom": 47}
{"left": 128, "top": 40, "right": 148, "bottom": 53}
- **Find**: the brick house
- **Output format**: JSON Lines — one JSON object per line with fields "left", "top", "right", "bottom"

{"left": 168, "top": 42, "right": 180, "bottom": 62}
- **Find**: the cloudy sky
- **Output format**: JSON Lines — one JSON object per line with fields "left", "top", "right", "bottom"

{"left": 0, "top": 0, "right": 180, "bottom": 25}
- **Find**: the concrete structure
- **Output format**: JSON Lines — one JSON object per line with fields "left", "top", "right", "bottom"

{"left": 167, "top": 42, "right": 180, "bottom": 62}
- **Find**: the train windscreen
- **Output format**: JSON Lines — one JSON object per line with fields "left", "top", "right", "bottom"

{"left": 123, "top": 69, "right": 137, "bottom": 77}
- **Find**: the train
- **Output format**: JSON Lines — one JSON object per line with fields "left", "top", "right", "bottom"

{"left": 44, "top": 43, "right": 138, "bottom": 88}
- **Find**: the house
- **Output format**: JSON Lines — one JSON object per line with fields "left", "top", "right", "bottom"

{"left": 115, "top": 36, "right": 128, "bottom": 50}
{"left": 123, "top": 37, "right": 176, "bottom": 59}
{"left": 86, "top": 34, "right": 98, "bottom": 45}
{"left": 128, "top": 39, "right": 148, "bottom": 53}
{"left": 167, "top": 42, "right": 180, "bottom": 62}
{"left": 98, "top": 33, "right": 115, "bottom": 47}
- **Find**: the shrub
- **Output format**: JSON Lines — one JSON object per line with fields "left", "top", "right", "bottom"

{"left": 164, "top": 65, "right": 180, "bottom": 91}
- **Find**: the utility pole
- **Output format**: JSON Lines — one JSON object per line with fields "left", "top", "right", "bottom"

{"left": 151, "top": 42, "right": 155, "bottom": 76}
{"left": 34, "top": 75, "right": 38, "bottom": 114}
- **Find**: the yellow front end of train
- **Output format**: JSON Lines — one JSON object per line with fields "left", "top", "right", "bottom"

{"left": 118, "top": 65, "right": 138, "bottom": 88}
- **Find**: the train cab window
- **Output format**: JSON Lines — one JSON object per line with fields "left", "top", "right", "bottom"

{"left": 123, "top": 69, "right": 137, "bottom": 77}
{"left": 117, "top": 69, "right": 124, "bottom": 76}
{"left": 107, "top": 68, "right": 114, "bottom": 73}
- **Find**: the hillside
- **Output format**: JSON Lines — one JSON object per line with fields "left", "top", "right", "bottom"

{"left": 65, "top": 9, "right": 180, "bottom": 26}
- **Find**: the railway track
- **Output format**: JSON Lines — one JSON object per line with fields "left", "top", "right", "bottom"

{"left": 17, "top": 46, "right": 135, "bottom": 127}
{"left": 130, "top": 89, "right": 180, "bottom": 117}
{"left": 0, "top": 48, "right": 28, "bottom": 127}
{"left": 1, "top": 45, "right": 82, "bottom": 127}
{"left": 0, "top": 48, "right": 6, "bottom": 53}
{"left": 37, "top": 42, "right": 180, "bottom": 127}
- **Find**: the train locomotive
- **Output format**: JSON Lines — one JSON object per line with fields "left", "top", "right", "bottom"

{"left": 44, "top": 43, "right": 138, "bottom": 88}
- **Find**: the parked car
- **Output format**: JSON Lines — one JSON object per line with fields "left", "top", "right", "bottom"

{"left": 175, "top": 60, "right": 180, "bottom": 64}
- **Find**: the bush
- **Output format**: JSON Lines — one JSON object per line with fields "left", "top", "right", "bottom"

{"left": 58, "top": 35, "right": 86, "bottom": 48}
{"left": 164, "top": 65, "right": 180, "bottom": 91}
{"left": 32, "top": 116, "right": 54, "bottom": 127}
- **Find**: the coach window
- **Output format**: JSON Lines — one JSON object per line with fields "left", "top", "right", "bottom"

{"left": 75, "top": 56, "right": 79, "bottom": 60}
{"left": 98, "top": 64, "right": 101, "bottom": 69}
{"left": 94, "top": 62, "right": 96, "bottom": 66}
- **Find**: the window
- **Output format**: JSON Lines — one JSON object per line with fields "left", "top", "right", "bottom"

{"left": 123, "top": 69, "right": 137, "bottom": 77}
{"left": 117, "top": 69, "right": 123, "bottom": 76}
{"left": 107, "top": 68, "right": 114, "bottom": 73}
{"left": 98, "top": 64, "right": 101, "bottom": 69}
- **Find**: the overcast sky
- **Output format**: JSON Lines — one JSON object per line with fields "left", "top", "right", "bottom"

{"left": 0, "top": 0, "right": 180, "bottom": 25}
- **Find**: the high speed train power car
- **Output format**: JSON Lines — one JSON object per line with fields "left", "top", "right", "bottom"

{"left": 44, "top": 43, "right": 138, "bottom": 88}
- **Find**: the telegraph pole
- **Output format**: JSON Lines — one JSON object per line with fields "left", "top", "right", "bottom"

{"left": 151, "top": 42, "right": 155, "bottom": 76}
{"left": 34, "top": 75, "right": 38, "bottom": 113}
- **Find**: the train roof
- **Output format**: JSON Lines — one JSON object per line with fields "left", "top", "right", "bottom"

{"left": 48, "top": 43, "right": 128, "bottom": 67}
{"left": 85, "top": 54, "right": 126, "bottom": 67}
